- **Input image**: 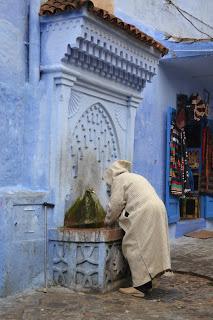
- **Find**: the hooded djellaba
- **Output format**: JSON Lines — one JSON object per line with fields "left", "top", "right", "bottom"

{"left": 104, "top": 160, "right": 171, "bottom": 297}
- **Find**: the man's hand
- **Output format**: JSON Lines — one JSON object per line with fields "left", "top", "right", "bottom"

{"left": 104, "top": 204, "right": 112, "bottom": 226}
{"left": 104, "top": 215, "right": 111, "bottom": 226}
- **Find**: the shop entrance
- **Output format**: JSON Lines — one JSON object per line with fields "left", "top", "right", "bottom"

{"left": 166, "top": 93, "right": 211, "bottom": 222}
{"left": 180, "top": 120, "right": 202, "bottom": 220}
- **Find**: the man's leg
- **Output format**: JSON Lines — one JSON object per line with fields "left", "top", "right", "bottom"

{"left": 119, "top": 281, "right": 152, "bottom": 297}
{"left": 135, "top": 281, "right": 152, "bottom": 294}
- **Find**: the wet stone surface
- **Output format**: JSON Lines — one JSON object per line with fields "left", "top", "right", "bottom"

{"left": 0, "top": 273, "right": 212, "bottom": 320}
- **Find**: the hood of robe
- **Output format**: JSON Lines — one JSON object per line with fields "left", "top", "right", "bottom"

{"left": 103, "top": 160, "right": 131, "bottom": 185}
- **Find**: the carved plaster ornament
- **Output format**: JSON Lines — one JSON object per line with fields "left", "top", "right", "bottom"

{"left": 71, "top": 103, "right": 119, "bottom": 180}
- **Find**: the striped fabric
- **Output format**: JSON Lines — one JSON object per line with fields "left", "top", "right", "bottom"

{"left": 169, "top": 122, "right": 190, "bottom": 196}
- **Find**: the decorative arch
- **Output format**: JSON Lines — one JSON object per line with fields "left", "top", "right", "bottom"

{"left": 70, "top": 102, "right": 120, "bottom": 179}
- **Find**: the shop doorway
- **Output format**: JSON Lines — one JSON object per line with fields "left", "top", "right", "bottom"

{"left": 166, "top": 93, "right": 211, "bottom": 222}
{"left": 180, "top": 120, "right": 202, "bottom": 220}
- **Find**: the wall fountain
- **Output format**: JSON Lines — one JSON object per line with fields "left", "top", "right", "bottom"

{"left": 39, "top": 0, "right": 167, "bottom": 292}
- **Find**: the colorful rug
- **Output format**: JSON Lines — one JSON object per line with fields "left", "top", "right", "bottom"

{"left": 184, "top": 230, "right": 213, "bottom": 239}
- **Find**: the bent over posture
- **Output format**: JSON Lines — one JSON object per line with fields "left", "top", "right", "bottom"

{"left": 104, "top": 160, "right": 171, "bottom": 298}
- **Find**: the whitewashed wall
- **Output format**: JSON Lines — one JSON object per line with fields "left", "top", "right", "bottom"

{"left": 115, "top": 0, "right": 213, "bottom": 38}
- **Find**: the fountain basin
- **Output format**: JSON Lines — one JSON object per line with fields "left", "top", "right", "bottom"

{"left": 48, "top": 227, "right": 130, "bottom": 292}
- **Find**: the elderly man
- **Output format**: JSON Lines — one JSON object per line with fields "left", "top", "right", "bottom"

{"left": 104, "top": 160, "right": 171, "bottom": 298}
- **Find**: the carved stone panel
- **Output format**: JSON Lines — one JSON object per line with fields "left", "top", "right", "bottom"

{"left": 76, "top": 245, "right": 99, "bottom": 288}
{"left": 49, "top": 227, "right": 129, "bottom": 292}
{"left": 52, "top": 243, "right": 69, "bottom": 286}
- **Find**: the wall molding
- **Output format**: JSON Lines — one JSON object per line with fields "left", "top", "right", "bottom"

{"left": 41, "top": 64, "right": 142, "bottom": 106}
{"left": 40, "top": 11, "right": 160, "bottom": 92}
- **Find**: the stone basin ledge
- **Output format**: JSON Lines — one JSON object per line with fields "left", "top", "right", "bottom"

{"left": 48, "top": 227, "right": 130, "bottom": 292}
{"left": 49, "top": 226, "right": 124, "bottom": 243}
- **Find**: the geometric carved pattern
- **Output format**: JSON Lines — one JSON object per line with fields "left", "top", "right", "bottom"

{"left": 76, "top": 245, "right": 99, "bottom": 288}
{"left": 105, "top": 242, "right": 128, "bottom": 285}
{"left": 52, "top": 244, "right": 69, "bottom": 286}
{"left": 49, "top": 233, "right": 129, "bottom": 292}
{"left": 70, "top": 102, "right": 119, "bottom": 178}
{"left": 64, "top": 40, "right": 148, "bottom": 91}
{"left": 68, "top": 89, "right": 81, "bottom": 119}
{"left": 42, "top": 13, "right": 160, "bottom": 91}
{"left": 59, "top": 14, "right": 159, "bottom": 90}
{"left": 63, "top": 17, "right": 157, "bottom": 92}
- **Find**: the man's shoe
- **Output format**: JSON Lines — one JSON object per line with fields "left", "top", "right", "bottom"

{"left": 119, "top": 287, "right": 145, "bottom": 298}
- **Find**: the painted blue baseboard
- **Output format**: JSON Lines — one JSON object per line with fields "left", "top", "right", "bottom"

{"left": 206, "top": 219, "right": 213, "bottom": 230}
{"left": 175, "top": 219, "right": 206, "bottom": 238}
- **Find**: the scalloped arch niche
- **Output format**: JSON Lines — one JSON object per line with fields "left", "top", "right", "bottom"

{"left": 69, "top": 102, "right": 120, "bottom": 201}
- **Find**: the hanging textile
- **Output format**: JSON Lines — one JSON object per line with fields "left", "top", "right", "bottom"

{"left": 200, "top": 124, "right": 213, "bottom": 195}
{"left": 169, "top": 120, "right": 191, "bottom": 197}
{"left": 190, "top": 94, "right": 208, "bottom": 122}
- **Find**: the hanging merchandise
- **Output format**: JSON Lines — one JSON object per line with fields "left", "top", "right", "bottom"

{"left": 169, "top": 109, "right": 191, "bottom": 197}
{"left": 200, "top": 123, "right": 213, "bottom": 195}
{"left": 188, "top": 150, "right": 200, "bottom": 170}
{"left": 190, "top": 94, "right": 208, "bottom": 122}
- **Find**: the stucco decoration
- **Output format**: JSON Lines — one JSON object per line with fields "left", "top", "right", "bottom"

{"left": 40, "top": 9, "right": 161, "bottom": 210}
{"left": 63, "top": 26, "right": 156, "bottom": 91}
{"left": 40, "top": 8, "right": 161, "bottom": 90}
{"left": 68, "top": 89, "right": 81, "bottom": 118}
{"left": 70, "top": 102, "right": 119, "bottom": 181}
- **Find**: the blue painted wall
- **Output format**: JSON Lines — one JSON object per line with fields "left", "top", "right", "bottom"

{"left": 1, "top": 0, "right": 213, "bottom": 297}
{"left": 0, "top": 0, "right": 49, "bottom": 297}
{"left": 0, "top": 0, "right": 48, "bottom": 191}
{"left": 0, "top": 0, "right": 28, "bottom": 187}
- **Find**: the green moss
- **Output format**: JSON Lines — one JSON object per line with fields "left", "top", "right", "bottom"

{"left": 64, "top": 189, "right": 106, "bottom": 228}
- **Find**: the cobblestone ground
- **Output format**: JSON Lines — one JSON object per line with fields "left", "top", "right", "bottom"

{"left": 0, "top": 237, "right": 212, "bottom": 320}
{"left": 171, "top": 237, "right": 213, "bottom": 279}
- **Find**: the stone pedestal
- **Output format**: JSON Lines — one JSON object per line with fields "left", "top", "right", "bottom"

{"left": 49, "top": 227, "right": 130, "bottom": 292}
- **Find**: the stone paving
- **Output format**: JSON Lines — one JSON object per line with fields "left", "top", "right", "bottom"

{"left": 0, "top": 236, "right": 212, "bottom": 320}
{"left": 171, "top": 237, "right": 213, "bottom": 279}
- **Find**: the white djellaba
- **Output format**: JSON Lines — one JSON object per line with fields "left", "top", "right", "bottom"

{"left": 104, "top": 160, "right": 171, "bottom": 288}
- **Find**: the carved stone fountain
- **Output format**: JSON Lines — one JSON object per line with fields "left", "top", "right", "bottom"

{"left": 49, "top": 226, "right": 128, "bottom": 292}
{"left": 39, "top": 0, "right": 167, "bottom": 292}
{"left": 49, "top": 189, "right": 129, "bottom": 292}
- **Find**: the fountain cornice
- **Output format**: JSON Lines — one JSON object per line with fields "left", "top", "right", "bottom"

{"left": 40, "top": 7, "right": 162, "bottom": 92}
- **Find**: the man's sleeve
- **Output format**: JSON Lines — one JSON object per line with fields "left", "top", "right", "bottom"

{"left": 105, "top": 180, "right": 126, "bottom": 225}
